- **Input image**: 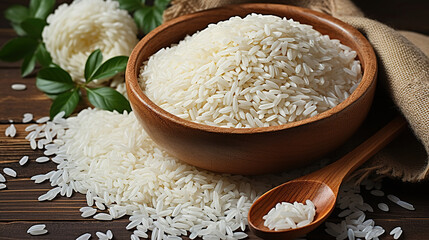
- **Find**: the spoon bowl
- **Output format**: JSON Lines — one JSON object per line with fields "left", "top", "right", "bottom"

{"left": 248, "top": 116, "right": 406, "bottom": 239}
{"left": 249, "top": 180, "right": 336, "bottom": 240}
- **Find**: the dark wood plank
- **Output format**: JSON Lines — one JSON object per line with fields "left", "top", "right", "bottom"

{"left": 0, "top": 221, "right": 131, "bottom": 240}
{"left": 0, "top": 79, "right": 51, "bottom": 122}
{"left": 0, "top": 77, "right": 93, "bottom": 123}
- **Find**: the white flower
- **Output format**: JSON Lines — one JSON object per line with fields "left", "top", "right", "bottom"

{"left": 42, "top": 0, "right": 138, "bottom": 84}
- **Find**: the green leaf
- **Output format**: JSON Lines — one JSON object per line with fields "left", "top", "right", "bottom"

{"left": 49, "top": 62, "right": 61, "bottom": 68}
{"left": 36, "top": 67, "right": 75, "bottom": 94}
{"left": 86, "top": 87, "right": 131, "bottom": 113}
{"left": 21, "top": 53, "right": 37, "bottom": 77}
{"left": 0, "top": 37, "right": 38, "bottom": 62}
{"left": 46, "top": 93, "right": 59, "bottom": 100}
{"left": 20, "top": 18, "right": 46, "bottom": 39}
{"left": 117, "top": 0, "right": 144, "bottom": 11}
{"left": 87, "top": 56, "right": 128, "bottom": 82}
{"left": 154, "top": 0, "right": 170, "bottom": 9}
{"left": 11, "top": 22, "right": 27, "bottom": 36}
{"left": 4, "top": 5, "right": 29, "bottom": 24}
{"left": 85, "top": 49, "right": 103, "bottom": 81}
{"left": 29, "top": 0, "right": 55, "bottom": 20}
{"left": 35, "top": 43, "right": 52, "bottom": 67}
{"left": 134, "top": 6, "right": 163, "bottom": 34}
{"left": 50, "top": 89, "right": 80, "bottom": 118}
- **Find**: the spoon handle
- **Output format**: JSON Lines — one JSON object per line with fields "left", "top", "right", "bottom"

{"left": 302, "top": 115, "right": 407, "bottom": 190}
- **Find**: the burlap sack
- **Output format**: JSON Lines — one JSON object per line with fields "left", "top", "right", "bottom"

{"left": 163, "top": 0, "right": 429, "bottom": 182}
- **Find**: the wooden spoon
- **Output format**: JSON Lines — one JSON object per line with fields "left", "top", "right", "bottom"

{"left": 248, "top": 116, "right": 407, "bottom": 240}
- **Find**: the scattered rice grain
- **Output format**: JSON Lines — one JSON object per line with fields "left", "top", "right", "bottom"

{"left": 93, "top": 213, "right": 113, "bottom": 221}
{"left": 3, "top": 167, "right": 17, "bottom": 177}
{"left": 377, "top": 203, "right": 389, "bottom": 212}
{"left": 19, "top": 156, "right": 29, "bottom": 166}
{"left": 27, "top": 224, "right": 48, "bottom": 235}
{"left": 5, "top": 124, "right": 16, "bottom": 137}
{"left": 393, "top": 229, "right": 403, "bottom": 239}
{"left": 396, "top": 200, "right": 415, "bottom": 211}
{"left": 36, "top": 116, "right": 50, "bottom": 124}
{"left": 36, "top": 156, "right": 50, "bottom": 163}
{"left": 76, "top": 233, "right": 91, "bottom": 240}
{"left": 370, "top": 190, "right": 384, "bottom": 197}
{"left": 23, "top": 113, "right": 33, "bottom": 123}
{"left": 11, "top": 83, "right": 26, "bottom": 91}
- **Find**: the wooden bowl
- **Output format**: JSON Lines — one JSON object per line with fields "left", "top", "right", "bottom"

{"left": 125, "top": 3, "right": 377, "bottom": 175}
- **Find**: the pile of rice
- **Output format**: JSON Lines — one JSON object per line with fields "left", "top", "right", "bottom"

{"left": 263, "top": 200, "right": 316, "bottom": 230}
{"left": 6, "top": 109, "right": 411, "bottom": 239}
{"left": 26, "top": 109, "right": 280, "bottom": 239}
{"left": 42, "top": 0, "right": 138, "bottom": 84}
{"left": 139, "top": 14, "right": 362, "bottom": 128}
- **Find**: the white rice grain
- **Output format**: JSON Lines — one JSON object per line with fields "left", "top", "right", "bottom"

{"left": 11, "top": 83, "right": 26, "bottom": 91}
{"left": 28, "top": 229, "right": 48, "bottom": 236}
{"left": 76, "top": 233, "right": 91, "bottom": 240}
{"left": 347, "top": 228, "right": 355, "bottom": 240}
{"left": 25, "top": 124, "right": 38, "bottom": 132}
{"left": 81, "top": 208, "right": 97, "bottom": 218}
{"left": 36, "top": 116, "right": 50, "bottom": 124}
{"left": 35, "top": 156, "right": 50, "bottom": 163}
{"left": 95, "top": 201, "right": 105, "bottom": 210}
{"left": 30, "top": 139, "right": 37, "bottom": 149}
{"left": 31, "top": 174, "right": 49, "bottom": 184}
{"left": 5, "top": 124, "right": 16, "bottom": 137}
{"left": 130, "top": 234, "right": 140, "bottom": 240}
{"left": 377, "top": 203, "right": 389, "bottom": 212}
{"left": 387, "top": 194, "right": 415, "bottom": 210}
{"left": 387, "top": 194, "right": 401, "bottom": 204}
{"left": 390, "top": 227, "right": 401, "bottom": 235}
{"left": 370, "top": 190, "right": 384, "bottom": 197}
{"left": 393, "top": 229, "right": 403, "bottom": 239}
{"left": 27, "top": 224, "right": 46, "bottom": 233}
{"left": 96, "top": 231, "right": 108, "bottom": 240}
{"left": 19, "top": 156, "right": 29, "bottom": 166}
{"left": 79, "top": 207, "right": 93, "bottom": 212}
{"left": 106, "top": 230, "right": 113, "bottom": 239}
{"left": 23, "top": 113, "right": 33, "bottom": 123}
{"left": 94, "top": 213, "right": 113, "bottom": 221}
{"left": 27, "top": 224, "right": 48, "bottom": 235}
{"left": 396, "top": 200, "right": 415, "bottom": 211}
{"left": 3, "top": 167, "right": 17, "bottom": 177}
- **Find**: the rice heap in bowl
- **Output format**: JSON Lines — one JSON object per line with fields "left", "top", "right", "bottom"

{"left": 139, "top": 14, "right": 362, "bottom": 128}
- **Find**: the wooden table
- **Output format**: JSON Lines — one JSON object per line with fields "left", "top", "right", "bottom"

{"left": 0, "top": 1, "right": 428, "bottom": 239}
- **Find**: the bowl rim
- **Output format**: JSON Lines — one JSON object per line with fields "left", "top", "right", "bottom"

{"left": 126, "top": 3, "right": 377, "bottom": 134}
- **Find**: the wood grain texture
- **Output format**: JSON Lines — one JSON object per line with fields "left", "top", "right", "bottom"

{"left": 0, "top": 77, "right": 51, "bottom": 123}
{"left": 0, "top": 0, "right": 428, "bottom": 239}
{"left": 126, "top": 3, "right": 377, "bottom": 175}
